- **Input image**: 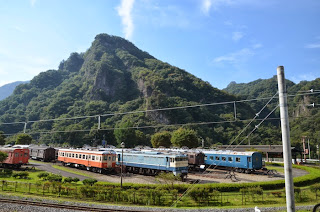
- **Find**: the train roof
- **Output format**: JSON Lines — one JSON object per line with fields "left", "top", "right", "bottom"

{"left": 29, "top": 146, "right": 55, "bottom": 150}
{"left": 0, "top": 147, "right": 29, "bottom": 152}
{"left": 58, "top": 148, "right": 116, "bottom": 155}
{"left": 202, "top": 150, "right": 259, "bottom": 156}
{"left": 114, "top": 149, "right": 187, "bottom": 157}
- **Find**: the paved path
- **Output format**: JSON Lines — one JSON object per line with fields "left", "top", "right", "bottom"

{"left": 28, "top": 161, "right": 93, "bottom": 181}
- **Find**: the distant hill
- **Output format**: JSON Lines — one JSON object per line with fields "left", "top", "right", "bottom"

{"left": 0, "top": 81, "right": 29, "bottom": 100}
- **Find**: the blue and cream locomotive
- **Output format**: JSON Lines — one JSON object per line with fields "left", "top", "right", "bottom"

{"left": 115, "top": 150, "right": 189, "bottom": 178}
{"left": 202, "top": 150, "right": 263, "bottom": 173}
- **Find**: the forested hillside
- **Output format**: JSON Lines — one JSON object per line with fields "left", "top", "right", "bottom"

{"left": 224, "top": 77, "right": 320, "bottom": 158}
{"left": 0, "top": 34, "right": 254, "bottom": 148}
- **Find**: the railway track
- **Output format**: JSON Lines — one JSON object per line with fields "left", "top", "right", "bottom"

{"left": 0, "top": 198, "right": 150, "bottom": 212}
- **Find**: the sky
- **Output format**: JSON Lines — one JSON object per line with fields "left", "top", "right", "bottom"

{"left": 0, "top": 0, "right": 319, "bottom": 89}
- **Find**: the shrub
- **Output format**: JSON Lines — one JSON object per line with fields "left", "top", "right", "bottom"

{"left": 37, "top": 172, "right": 49, "bottom": 180}
{"left": 82, "top": 179, "right": 97, "bottom": 186}
{"left": 0, "top": 169, "right": 12, "bottom": 177}
{"left": 47, "top": 174, "right": 62, "bottom": 182}
{"left": 12, "top": 172, "right": 29, "bottom": 179}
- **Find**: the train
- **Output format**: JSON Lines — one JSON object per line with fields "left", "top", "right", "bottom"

{"left": 202, "top": 150, "right": 263, "bottom": 173}
{"left": 0, "top": 147, "right": 29, "bottom": 168}
{"left": 29, "top": 146, "right": 56, "bottom": 162}
{"left": 115, "top": 149, "right": 189, "bottom": 178}
{"left": 3, "top": 144, "right": 263, "bottom": 177}
{"left": 57, "top": 148, "right": 116, "bottom": 173}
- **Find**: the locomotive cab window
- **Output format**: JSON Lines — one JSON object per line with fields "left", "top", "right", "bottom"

{"left": 236, "top": 157, "right": 241, "bottom": 162}
{"left": 228, "top": 157, "right": 233, "bottom": 162}
{"left": 222, "top": 157, "right": 226, "bottom": 161}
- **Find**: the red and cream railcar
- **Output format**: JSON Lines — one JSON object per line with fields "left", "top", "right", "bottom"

{"left": 0, "top": 147, "right": 29, "bottom": 168}
{"left": 57, "top": 149, "right": 116, "bottom": 173}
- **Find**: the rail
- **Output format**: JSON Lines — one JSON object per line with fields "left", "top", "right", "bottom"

{"left": 0, "top": 197, "right": 152, "bottom": 212}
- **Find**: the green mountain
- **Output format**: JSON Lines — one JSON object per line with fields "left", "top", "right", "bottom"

{"left": 0, "top": 34, "right": 254, "bottom": 147}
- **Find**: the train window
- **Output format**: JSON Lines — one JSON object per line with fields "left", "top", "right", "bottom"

{"left": 92, "top": 156, "right": 95, "bottom": 160}
{"left": 83, "top": 155, "right": 85, "bottom": 159}
{"left": 72, "top": 154, "right": 74, "bottom": 158}
{"left": 215, "top": 156, "right": 220, "bottom": 161}
{"left": 248, "top": 157, "right": 251, "bottom": 162}
{"left": 85, "top": 155, "right": 88, "bottom": 159}
{"left": 190, "top": 155, "right": 194, "bottom": 158}
{"left": 24, "top": 153, "right": 28, "bottom": 157}
{"left": 228, "top": 157, "right": 233, "bottom": 162}
{"left": 204, "top": 156, "right": 207, "bottom": 160}
{"left": 108, "top": 156, "right": 111, "bottom": 161}
{"left": 209, "top": 156, "right": 214, "bottom": 160}
{"left": 62, "top": 153, "right": 64, "bottom": 157}
{"left": 236, "top": 157, "right": 241, "bottom": 162}
{"left": 79, "top": 154, "right": 82, "bottom": 159}
{"left": 112, "top": 156, "right": 116, "bottom": 161}
{"left": 222, "top": 157, "right": 226, "bottom": 161}
{"left": 76, "top": 154, "right": 78, "bottom": 158}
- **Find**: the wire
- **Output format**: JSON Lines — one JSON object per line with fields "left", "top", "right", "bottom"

{"left": 0, "top": 90, "right": 319, "bottom": 126}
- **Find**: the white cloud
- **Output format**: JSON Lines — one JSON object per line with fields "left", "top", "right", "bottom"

{"left": 212, "top": 48, "right": 254, "bottom": 64}
{"left": 201, "top": 0, "right": 212, "bottom": 15}
{"left": 117, "top": 0, "right": 135, "bottom": 40}
{"left": 252, "top": 43, "right": 263, "bottom": 49}
{"left": 232, "top": 31, "right": 244, "bottom": 42}
{"left": 200, "top": 0, "right": 275, "bottom": 14}
{"left": 30, "top": 0, "right": 36, "bottom": 7}
{"left": 305, "top": 43, "right": 320, "bottom": 49}
{"left": 290, "top": 73, "right": 318, "bottom": 83}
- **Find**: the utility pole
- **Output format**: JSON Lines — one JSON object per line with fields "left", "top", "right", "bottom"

{"left": 277, "top": 66, "right": 295, "bottom": 212}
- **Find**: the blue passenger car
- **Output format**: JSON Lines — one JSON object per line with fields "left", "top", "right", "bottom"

{"left": 202, "top": 150, "right": 262, "bottom": 173}
{"left": 116, "top": 150, "right": 188, "bottom": 177}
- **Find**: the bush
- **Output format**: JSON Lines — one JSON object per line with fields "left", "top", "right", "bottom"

{"left": 37, "top": 172, "right": 49, "bottom": 180}
{"left": 12, "top": 172, "right": 29, "bottom": 179}
{"left": 83, "top": 179, "right": 97, "bottom": 186}
{"left": 47, "top": 174, "right": 62, "bottom": 182}
{"left": 0, "top": 169, "right": 12, "bottom": 177}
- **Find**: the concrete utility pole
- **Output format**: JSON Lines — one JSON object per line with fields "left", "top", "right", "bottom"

{"left": 277, "top": 66, "right": 295, "bottom": 212}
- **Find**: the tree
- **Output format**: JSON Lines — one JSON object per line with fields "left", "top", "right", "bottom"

{"left": 171, "top": 128, "right": 198, "bottom": 148}
{"left": 114, "top": 121, "right": 137, "bottom": 147}
{"left": 151, "top": 131, "right": 172, "bottom": 148}
{"left": 0, "top": 131, "right": 5, "bottom": 145}
{"left": 16, "top": 134, "right": 33, "bottom": 145}
{"left": 0, "top": 152, "right": 8, "bottom": 162}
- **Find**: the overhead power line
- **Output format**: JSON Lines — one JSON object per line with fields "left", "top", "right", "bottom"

{"left": 0, "top": 90, "right": 319, "bottom": 126}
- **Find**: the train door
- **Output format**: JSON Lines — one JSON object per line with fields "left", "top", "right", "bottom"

{"left": 166, "top": 157, "right": 169, "bottom": 170}
{"left": 247, "top": 157, "right": 252, "bottom": 169}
